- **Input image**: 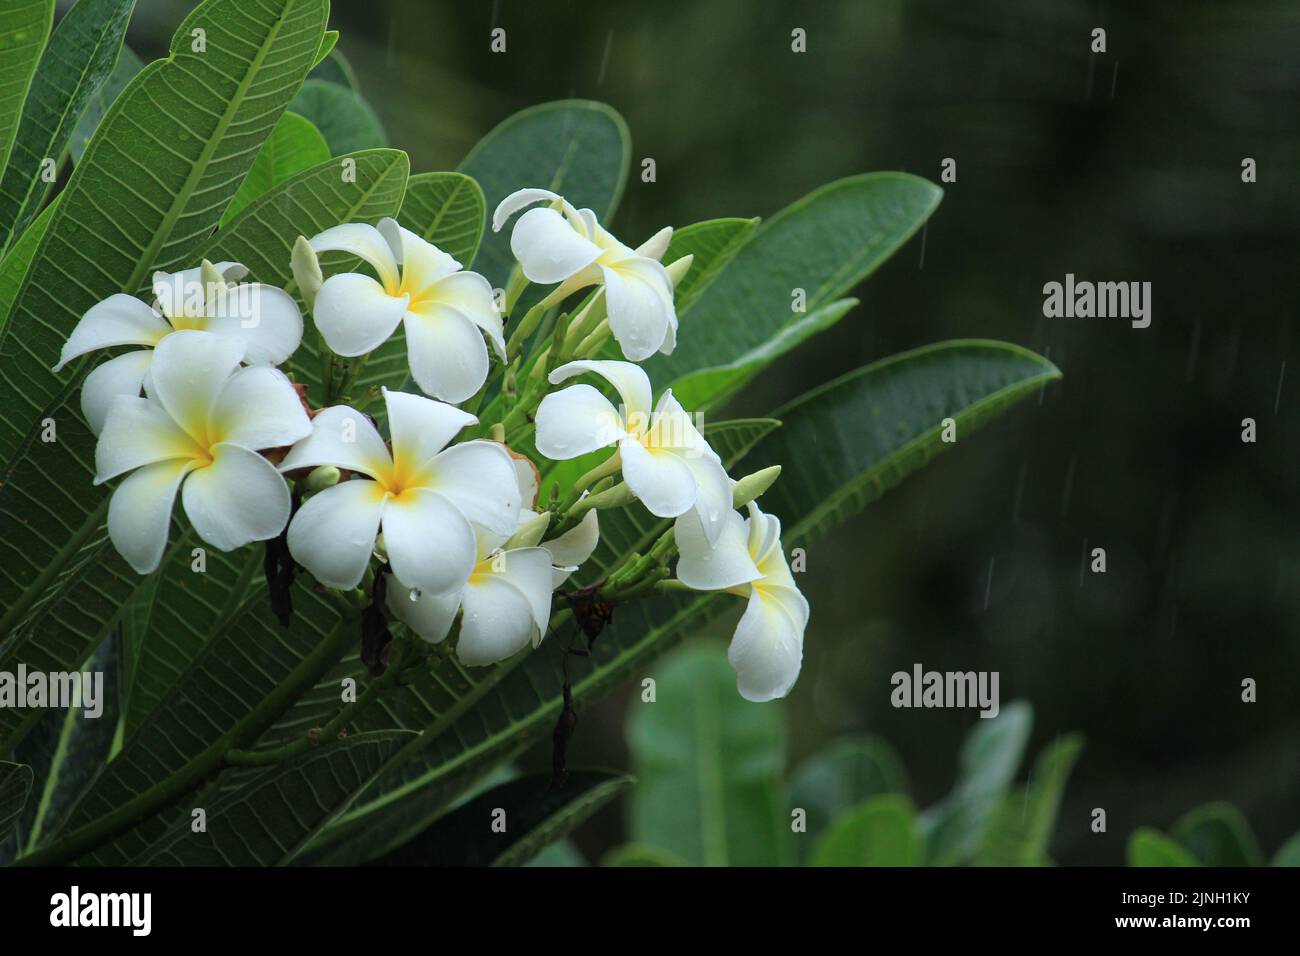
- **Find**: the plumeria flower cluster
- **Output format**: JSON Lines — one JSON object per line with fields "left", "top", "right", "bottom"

{"left": 55, "top": 186, "right": 808, "bottom": 701}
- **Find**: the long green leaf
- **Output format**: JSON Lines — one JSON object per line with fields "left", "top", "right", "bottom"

{"left": 789, "top": 734, "right": 908, "bottom": 860}
{"left": 369, "top": 771, "right": 630, "bottom": 867}
{"left": 68, "top": 44, "right": 139, "bottom": 163}
{"left": 0, "top": 0, "right": 52, "bottom": 186}
{"left": 0, "top": 194, "right": 55, "bottom": 333}
{"left": 644, "top": 173, "right": 942, "bottom": 402}
{"left": 0, "top": 760, "right": 34, "bottom": 841}
{"left": 0, "top": 0, "right": 328, "bottom": 686}
{"left": 0, "top": 0, "right": 134, "bottom": 252}
{"left": 628, "top": 642, "right": 790, "bottom": 866}
{"left": 219, "top": 110, "right": 328, "bottom": 225}
{"left": 810, "top": 794, "right": 922, "bottom": 866}
{"left": 975, "top": 734, "right": 1084, "bottom": 866}
{"left": 1170, "top": 801, "right": 1264, "bottom": 867}
{"left": 1127, "top": 828, "right": 1200, "bottom": 867}
{"left": 289, "top": 77, "right": 384, "bottom": 154}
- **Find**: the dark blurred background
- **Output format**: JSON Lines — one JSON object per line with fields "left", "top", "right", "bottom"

{"left": 130, "top": 0, "right": 1300, "bottom": 863}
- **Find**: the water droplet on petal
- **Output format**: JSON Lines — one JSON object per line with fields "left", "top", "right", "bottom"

{"left": 408, "top": 587, "right": 421, "bottom": 602}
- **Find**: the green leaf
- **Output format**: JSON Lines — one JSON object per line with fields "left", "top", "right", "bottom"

{"left": 975, "top": 733, "right": 1084, "bottom": 866}
{"left": 789, "top": 734, "right": 908, "bottom": 859}
{"left": 663, "top": 216, "right": 757, "bottom": 317}
{"left": 307, "top": 45, "right": 356, "bottom": 90}
{"left": 920, "top": 701, "right": 1034, "bottom": 866}
{"left": 745, "top": 340, "right": 1061, "bottom": 547}
{"left": 601, "top": 843, "right": 688, "bottom": 867}
{"left": 525, "top": 840, "right": 586, "bottom": 867}
{"left": 1272, "top": 831, "right": 1300, "bottom": 866}
{"left": 1170, "top": 802, "right": 1264, "bottom": 867}
{"left": 644, "top": 173, "right": 942, "bottom": 399}
{"left": 289, "top": 78, "right": 385, "bottom": 154}
{"left": 627, "top": 642, "right": 790, "bottom": 867}
{"left": 0, "top": 0, "right": 52, "bottom": 185}
{"left": 133, "top": 731, "right": 415, "bottom": 866}
{"left": 0, "top": 0, "right": 134, "bottom": 253}
{"left": 810, "top": 795, "right": 923, "bottom": 866}
{"left": 461, "top": 99, "right": 629, "bottom": 292}
{"left": 219, "top": 110, "right": 329, "bottom": 226}
{"left": 0, "top": 194, "right": 56, "bottom": 333}
{"left": 68, "top": 44, "right": 140, "bottom": 163}
{"left": 1128, "top": 828, "right": 1201, "bottom": 867}
{"left": 0, "top": 0, "right": 330, "bottom": 718}
{"left": 312, "top": 29, "right": 337, "bottom": 67}
{"left": 0, "top": 760, "right": 34, "bottom": 841}
{"left": 355, "top": 170, "right": 487, "bottom": 401}
{"left": 368, "top": 771, "right": 630, "bottom": 867}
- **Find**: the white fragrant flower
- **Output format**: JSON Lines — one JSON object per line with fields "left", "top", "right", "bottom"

{"left": 279, "top": 388, "right": 521, "bottom": 594}
{"left": 492, "top": 188, "right": 678, "bottom": 361}
{"left": 53, "top": 260, "right": 303, "bottom": 434}
{"left": 535, "top": 360, "right": 731, "bottom": 544}
{"left": 303, "top": 219, "right": 505, "bottom": 403}
{"left": 384, "top": 524, "right": 553, "bottom": 667}
{"left": 675, "top": 501, "right": 809, "bottom": 702}
{"left": 512, "top": 456, "right": 600, "bottom": 586}
{"left": 93, "top": 330, "right": 310, "bottom": 575}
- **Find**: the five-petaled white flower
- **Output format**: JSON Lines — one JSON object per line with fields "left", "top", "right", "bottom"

{"left": 535, "top": 360, "right": 731, "bottom": 544}
{"left": 93, "top": 330, "right": 311, "bottom": 575}
{"left": 54, "top": 261, "right": 303, "bottom": 434}
{"left": 492, "top": 188, "right": 677, "bottom": 361}
{"left": 384, "top": 525, "right": 553, "bottom": 667}
{"left": 279, "top": 388, "right": 521, "bottom": 594}
{"left": 674, "top": 501, "right": 809, "bottom": 702}
{"left": 304, "top": 219, "right": 505, "bottom": 403}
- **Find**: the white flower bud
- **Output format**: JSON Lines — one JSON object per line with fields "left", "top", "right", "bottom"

{"left": 732, "top": 465, "right": 781, "bottom": 508}
{"left": 291, "top": 235, "right": 323, "bottom": 310}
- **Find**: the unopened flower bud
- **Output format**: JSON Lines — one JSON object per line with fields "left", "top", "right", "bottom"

{"left": 665, "top": 253, "right": 693, "bottom": 289}
{"left": 292, "top": 235, "right": 323, "bottom": 310}
{"left": 505, "top": 510, "right": 551, "bottom": 550}
{"left": 636, "top": 226, "right": 673, "bottom": 261}
{"left": 304, "top": 465, "right": 340, "bottom": 491}
{"left": 731, "top": 465, "right": 781, "bottom": 508}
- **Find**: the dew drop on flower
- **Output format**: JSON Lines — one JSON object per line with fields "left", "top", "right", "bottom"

{"left": 408, "top": 587, "right": 421, "bottom": 602}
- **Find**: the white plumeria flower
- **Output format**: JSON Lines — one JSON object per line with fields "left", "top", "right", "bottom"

{"left": 383, "top": 524, "right": 553, "bottom": 667}
{"left": 92, "top": 330, "right": 310, "bottom": 575}
{"left": 492, "top": 188, "right": 677, "bottom": 361}
{"left": 53, "top": 261, "right": 302, "bottom": 434}
{"left": 512, "top": 457, "right": 600, "bottom": 586}
{"left": 305, "top": 219, "right": 505, "bottom": 403}
{"left": 279, "top": 388, "right": 521, "bottom": 594}
{"left": 535, "top": 360, "right": 731, "bottom": 545}
{"left": 674, "top": 501, "right": 809, "bottom": 702}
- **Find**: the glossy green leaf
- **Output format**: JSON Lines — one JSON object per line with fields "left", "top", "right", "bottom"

{"left": 663, "top": 216, "right": 757, "bottom": 316}
{"left": 0, "top": 0, "right": 134, "bottom": 252}
{"left": 1170, "top": 802, "right": 1264, "bottom": 867}
{"left": 368, "top": 771, "right": 630, "bottom": 867}
{"left": 134, "top": 731, "right": 414, "bottom": 866}
{"left": 975, "top": 733, "right": 1084, "bottom": 866}
{"left": 0, "top": 0, "right": 330, "bottom": 747}
{"left": 601, "top": 843, "right": 688, "bottom": 867}
{"left": 627, "top": 643, "right": 790, "bottom": 867}
{"left": 220, "top": 110, "right": 329, "bottom": 225}
{"left": 0, "top": 194, "right": 55, "bottom": 333}
{"left": 920, "top": 701, "right": 1034, "bottom": 866}
{"left": 0, "top": 760, "right": 34, "bottom": 842}
{"left": 644, "top": 173, "right": 942, "bottom": 401}
{"left": 307, "top": 45, "right": 356, "bottom": 90}
{"left": 810, "top": 795, "right": 922, "bottom": 866}
{"left": 789, "top": 734, "right": 908, "bottom": 859}
{"left": 1272, "top": 831, "right": 1300, "bottom": 866}
{"left": 68, "top": 44, "right": 140, "bottom": 163}
{"left": 289, "top": 78, "right": 385, "bottom": 154}
{"left": 460, "top": 99, "right": 629, "bottom": 292}
{"left": 0, "top": 0, "right": 52, "bottom": 185}
{"left": 1127, "top": 828, "right": 1201, "bottom": 867}
{"left": 312, "top": 29, "right": 337, "bottom": 66}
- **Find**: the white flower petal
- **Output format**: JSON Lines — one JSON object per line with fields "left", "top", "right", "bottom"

{"left": 728, "top": 586, "right": 806, "bottom": 702}
{"left": 403, "top": 304, "right": 490, "bottom": 403}
{"left": 278, "top": 405, "right": 391, "bottom": 479}
{"left": 94, "top": 396, "right": 203, "bottom": 484}
{"left": 544, "top": 508, "right": 600, "bottom": 571}
{"left": 181, "top": 442, "right": 292, "bottom": 551}
{"left": 210, "top": 366, "right": 310, "bottom": 452}
{"left": 492, "top": 546, "right": 554, "bottom": 636}
{"left": 513, "top": 458, "right": 540, "bottom": 510}
{"left": 548, "top": 360, "right": 653, "bottom": 422}
{"left": 425, "top": 440, "right": 522, "bottom": 536}
{"left": 149, "top": 329, "right": 244, "bottom": 443}
{"left": 745, "top": 501, "right": 783, "bottom": 571}
{"left": 491, "top": 187, "right": 563, "bottom": 232}
{"left": 683, "top": 454, "right": 733, "bottom": 546}
{"left": 602, "top": 259, "right": 675, "bottom": 362}
{"left": 648, "top": 388, "right": 713, "bottom": 457}
{"left": 107, "top": 457, "right": 195, "bottom": 574}
{"left": 510, "top": 206, "right": 601, "bottom": 285}
{"left": 286, "top": 478, "right": 386, "bottom": 589}
{"left": 308, "top": 222, "right": 401, "bottom": 290}
{"left": 674, "top": 509, "right": 761, "bottom": 591}
{"left": 534, "top": 384, "right": 624, "bottom": 460}
{"left": 151, "top": 261, "right": 246, "bottom": 306}
{"left": 383, "top": 388, "right": 476, "bottom": 476}
{"left": 619, "top": 439, "right": 697, "bottom": 519}
{"left": 54, "top": 294, "right": 170, "bottom": 371}
{"left": 426, "top": 270, "right": 506, "bottom": 360}
{"left": 635, "top": 226, "right": 673, "bottom": 260}
{"left": 313, "top": 272, "right": 409, "bottom": 357}
{"left": 457, "top": 574, "right": 537, "bottom": 666}
{"left": 205, "top": 284, "right": 303, "bottom": 365}
{"left": 81, "top": 350, "right": 152, "bottom": 435}
{"left": 385, "top": 572, "right": 461, "bottom": 643}
{"left": 380, "top": 489, "right": 478, "bottom": 595}
{"left": 388, "top": 223, "right": 461, "bottom": 295}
